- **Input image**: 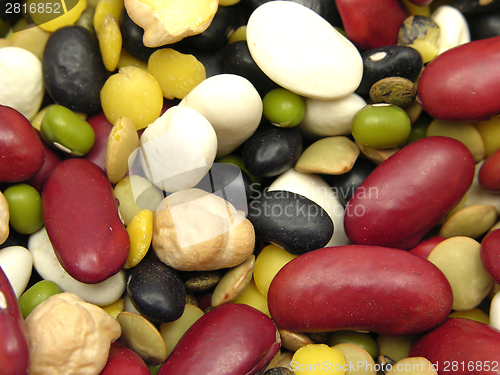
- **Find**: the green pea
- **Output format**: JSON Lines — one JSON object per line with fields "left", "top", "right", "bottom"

{"left": 335, "top": 26, "right": 347, "bottom": 38}
{"left": 352, "top": 104, "right": 411, "bottom": 149}
{"left": 148, "top": 363, "right": 162, "bottom": 375}
{"left": 3, "top": 183, "right": 43, "bottom": 234}
{"left": 376, "top": 334, "right": 416, "bottom": 362}
{"left": 263, "top": 88, "right": 305, "bottom": 128}
{"left": 0, "top": 18, "right": 10, "bottom": 37}
{"left": 41, "top": 104, "right": 95, "bottom": 156}
{"left": 328, "top": 330, "right": 378, "bottom": 359}
{"left": 216, "top": 154, "right": 262, "bottom": 184}
{"left": 18, "top": 280, "right": 63, "bottom": 319}
{"left": 406, "top": 112, "right": 432, "bottom": 145}
{"left": 228, "top": 25, "right": 247, "bottom": 44}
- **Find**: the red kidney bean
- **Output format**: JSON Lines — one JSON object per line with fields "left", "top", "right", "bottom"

{"left": 26, "top": 132, "right": 62, "bottom": 193}
{"left": 268, "top": 245, "right": 453, "bottom": 336}
{"left": 100, "top": 341, "right": 150, "bottom": 375}
{"left": 418, "top": 36, "right": 500, "bottom": 122}
{"left": 480, "top": 229, "right": 500, "bottom": 284}
{"left": 0, "top": 266, "right": 30, "bottom": 375}
{"left": 409, "top": 318, "right": 500, "bottom": 375}
{"left": 409, "top": 236, "right": 447, "bottom": 259}
{"left": 336, "top": 0, "right": 407, "bottom": 50}
{"left": 42, "top": 159, "right": 129, "bottom": 284}
{"left": 158, "top": 303, "right": 280, "bottom": 375}
{"left": 84, "top": 112, "right": 113, "bottom": 172}
{"left": 344, "top": 136, "right": 475, "bottom": 250}
{"left": 479, "top": 148, "right": 500, "bottom": 191}
{"left": 0, "top": 105, "right": 44, "bottom": 183}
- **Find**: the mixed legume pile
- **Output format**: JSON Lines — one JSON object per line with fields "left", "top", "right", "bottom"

{"left": 1, "top": 0, "right": 500, "bottom": 374}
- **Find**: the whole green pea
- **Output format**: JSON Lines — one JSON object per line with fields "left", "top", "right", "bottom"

{"left": 328, "top": 330, "right": 378, "bottom": 358}
{"left": 148, "top": 363, "right": 162, "bottom": 375}
{"left": 352, "top": 104, "right": 411, "bottom": 149}
{"left": 263, "top": 88, "right": 305, "bottom": 128}
{"left": 41, "top": 104, "right": 95, "bottom": 156}
{"left": 18, "top": 280, "right": 63, "bottom": 319}
{"left": 216, "top": 154, "right": 262, "bottom": 184}
{"left": 3, "top": 183, "right": 43, "bottom": 234}
{"left": 406, "top": 113, "right": 432, "bottom": 145}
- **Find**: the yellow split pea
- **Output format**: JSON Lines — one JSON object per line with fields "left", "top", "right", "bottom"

{"left": 253, "top": 244, "right": 296, "bottom": 297}
{"left": 100, "top": 66, "right": 163, "bottom": 130}
{"left": 93, "top": 0, "right": 124, "bottom": 31}
{"left": 94, "top": 0, "right": 124, "bottom": 71}
{"left": 96, "top": 15, "right": 122, "bottom": 72}
{"left": 148, "top": 48, "right": 206, "bottom": 100}
{"left": 125, "top": 209, "right": 153, "bottom": 268}
{"left": 292, "top": 344, "right": 347, "bottom": 375}
{"left": 101, "top": 297, "right": 125, "bottom": 318}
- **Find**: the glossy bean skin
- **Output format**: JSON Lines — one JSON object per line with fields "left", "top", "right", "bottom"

{"left": 18, "top": 280, "right": 62, "bottom": 319}
{"left": 26, "top": 134, "right": 62, "bottom": 193}
{"left": 344, "top": 137, "right": 475, "bottom": 250}
{"left": 323, "top": 157, "right": 377, "bottom": 207}
{"left": 247, "top": 190, "right": 333, "bottom": 255}
{"left": 241, "top": 0, "right": 341, "bottom": 27}
{"left": 127, "top": 258, "right": 186, "bottom": 323}
{"left": 0, "top": 105, "right": 44, "bottom": 183}
{"left": 120, "top": 8, "right": 160, "bottom": 61}
{"left": 84, "top": 112, "right": 113, "bottom": 172}
{"left": 158, "top": 304, "right": 280, "bottom": 375}
{"left": 409, "top": 236, "right": 446, "bottom": 259}
{"left": 480, "top": 229, "right": 500, "bottom": 284}
{"left": 4, "top": 184, "right": 44, "bottom": 235}
{"left": 467, "top": 11, "right": 500, "bottom": 41}
{"left": 356, "top": 45, "right": 423, "bottom": 96}
{"left": 418, "top": 36, "right": 500, "bottom": 121}
{"left": 336, "top": 0, "right": 408, "bottom": 50}
{"left": 242, "top": 123, "right": 303, "bottom": 177}
{"left": 100, "top": 341, "right": 150, "bottom": 375}
{"left": 42, "top": 159, "right": 129, "bottom": 284}
{"left": 40, "top": 105, "right": 95, "bottom": 156}
{"left": 351, "top": 104, "right": 411, "bottom": 148}
{"left": 0, "top": 266, "right": 30, "bottom": 375}
{"left": 223, "top": 41, "right": 279, "bottom": 96}
{"left": 479, "top": 148, "right": 500, "bottom": 191}
{"left": 43, "top": 26, "right": 107, "bottom": 114}
{"left": 187, "top": 4, "right": 241, "bottom": 50}
{"left": 267, "top": 245, "right": 453, "bottom": 335}
{"left": 409, "top": 318, "right": 500, "bottom": 375}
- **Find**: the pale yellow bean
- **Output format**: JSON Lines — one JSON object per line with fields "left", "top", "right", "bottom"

{"left": 116, "top": 311, "right": 167, "bottom": 365}
{"left": 160, "top": 304, "right": 204, "bottom": 357}
{"left": 106, "top": 116, "right": 139, "bottom": 184}
{"left": 0, "top": 190, "right": 9, "bottom": 245}
{"left": 211, "top": 255, "right": 255, "bottom": 307}
{"left": 428, "top": 236, "right": 493, "bottom": 310}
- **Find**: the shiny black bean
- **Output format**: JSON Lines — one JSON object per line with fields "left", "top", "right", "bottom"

{"left": 43, "top": 26, "right": 107, "bottom": 114}
{"left": 242, "top": 123, "right": 303, "bottom": 178}
{"left": 356, "top": 45, "right": 423, "bottom": 97}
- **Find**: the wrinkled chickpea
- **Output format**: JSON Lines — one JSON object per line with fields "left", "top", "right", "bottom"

{"left": 153, "top": 188, "right": 255, "bottom": 271}
{"left": 25, "top": 292, "right": 121, "bottom": 375}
